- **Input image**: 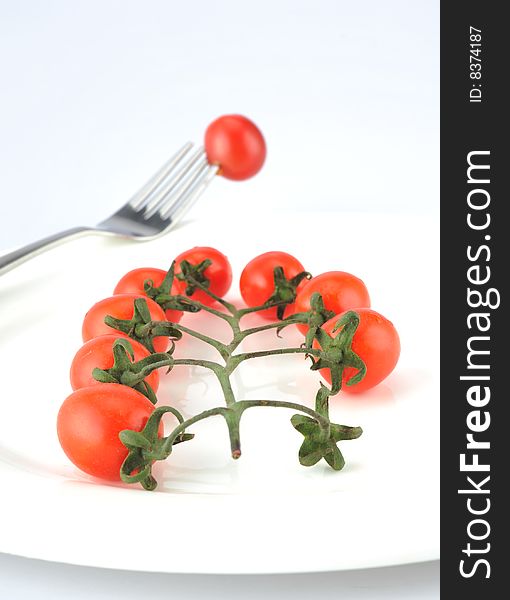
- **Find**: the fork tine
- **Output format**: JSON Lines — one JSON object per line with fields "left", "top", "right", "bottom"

{"left": 129, "top": 142, "right": 194, "bottom": 210}
{"left": 159, "top": 163, "right": 218, "bottom": 222}
{"left": 150, "top": 153, "right": 207, "bottom": 215}
{"left": 142, "top": 146, "right": 206, "bottom": 219}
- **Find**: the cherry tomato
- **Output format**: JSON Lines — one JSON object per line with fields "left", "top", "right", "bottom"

{"left": 113, "top": 267, "right": 183, "bottom": 323}
{"left": 82, "top": 294, "right": 169, "bottom": 353}
{"left": 294, "top": 272, "right": 371, "bottom": 334}
{"left": 57, "top": 384, "right": 163, "bottom": 481}
{"left": 174, "top": 247, "right": 232, "bottom": 307}
{"left": 204, "top": 115, "right": 266, "bottom": 180}
{"left": 239, "top": 251, "right": 307, "bottom": 320}
{"left": 70, "top": 334, "right": 159, "bottom": 392}
{"left": 314, "top": 308, "right": 400, "bottom": 394}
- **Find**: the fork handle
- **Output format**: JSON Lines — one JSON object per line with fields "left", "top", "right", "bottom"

{"left": 0, "top": 227, "right": 92, "bottom": 276}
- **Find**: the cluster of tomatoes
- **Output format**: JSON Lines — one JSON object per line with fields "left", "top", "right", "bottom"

{"left": 239, "top": 250, "right": 400, "bottom": 394}
{"left": 57, "top": 247, "right": 231, "bottom": 481}
{"left": 57, "top": 245, "right": 400, "bottom": 483}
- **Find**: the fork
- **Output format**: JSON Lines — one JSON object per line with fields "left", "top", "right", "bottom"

{"left": 0, "top": 143, "right": 218, "bottom": 276}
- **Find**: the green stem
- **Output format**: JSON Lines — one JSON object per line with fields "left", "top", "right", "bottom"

{"left": 160, "top": 398, "right": 331, "bottom": 460}
{"left": 181, "top": 276, "right": 238, "bottom": 315}
{"left": 172, "top": 358, "right": 223, "bottom": 370}
{"left": 171, "top": 322, "right": 229, "bottom": 359}
{"left": 235, "top": 399, "right": 331, "bottom": 431}
{"left": 237, "top": 317, "right": 305, "bottom": 340}
{"left": 171, "top": 293, "right": 242, "bottom": 347}
{"left": 193, "top": 301, "right": 237, "bottom": 324}
{"left": 227, "top": 346, "right": 322, "bottom": 373}
{"left": 223, "top": 409, "right": 242, "bottom": 458}
{"left": 162, "top": 406, "right": 228, "bottom": 453}
{"left": 236, "top": 300, "right": 289, "bottom": 318}
{"left": 216, "top": 370, "right": 236, "bottom": 407}
{"left": 171, "top": 358, "right": 236, "bottom": 407}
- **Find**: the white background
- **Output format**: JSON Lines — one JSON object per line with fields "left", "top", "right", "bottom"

{"left": 0, "top": 0, "right": 439, "bottom": 597}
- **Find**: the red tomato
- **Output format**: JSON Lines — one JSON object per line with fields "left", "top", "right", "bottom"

{"left": 57, "top": 384, "right": 163, "bottom": 481}
{"left": 239, "top": 251, "right": 307, "bottom": 320}
{"left": 70, "top": 334, "right": 159, "bottom": 392}
{"left": 174, "top": 247, "right": 232, "bottom": 307}
{"left": 113, "top": 267, "right": 183, "bottom": 323}
{"left": 82, "top": 294, "right": 169, "bottom": 353}
{"left": 204, "top": 115, "right": 266, "bottom": 180}
{"left": 295, "top": 272, "right": 371, "bottom": 334}
{"left": 314, "top": 308, "right": 400, "bottom": 394}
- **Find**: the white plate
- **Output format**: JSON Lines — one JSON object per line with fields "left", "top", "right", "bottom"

{"left": 0, "top": 212, "right": 439, "bottom": 574}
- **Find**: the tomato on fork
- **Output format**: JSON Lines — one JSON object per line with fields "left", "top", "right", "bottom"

{"left": 205, "top": 115, "right": 266, "bottom": 180}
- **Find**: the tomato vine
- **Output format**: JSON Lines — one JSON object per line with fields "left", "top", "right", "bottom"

{"left": 110, "top": 261, "right": 365, "bottom": 491}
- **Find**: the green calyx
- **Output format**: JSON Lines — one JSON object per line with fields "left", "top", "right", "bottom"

{"left": 119, "top": 406, "right": 194, "bottom": 490}
{"left": 265, "top": 267, "right": 311, "bottom": 320}
{"left": 292, "top": 292, "right": 336, "bottom": 347}
{"left": 176, "top": 258, "right": 213, "bottom": 297}
{"left": 291, "top": 413, "right": 362, "bottom": 470}
{"left": 291, "top": 380, "right": 362, "bottom": 470}
{"left": 143, "top": 261, "right": 201, "bottom": 315}
{"left": 103, "top": 297, "right": 182, "bottom": 353}
{"left": 92, "top": 338, "right": 174, "bottom": 404}
{"left": 310, "top": 310, "right": 367, "bottom": 394}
